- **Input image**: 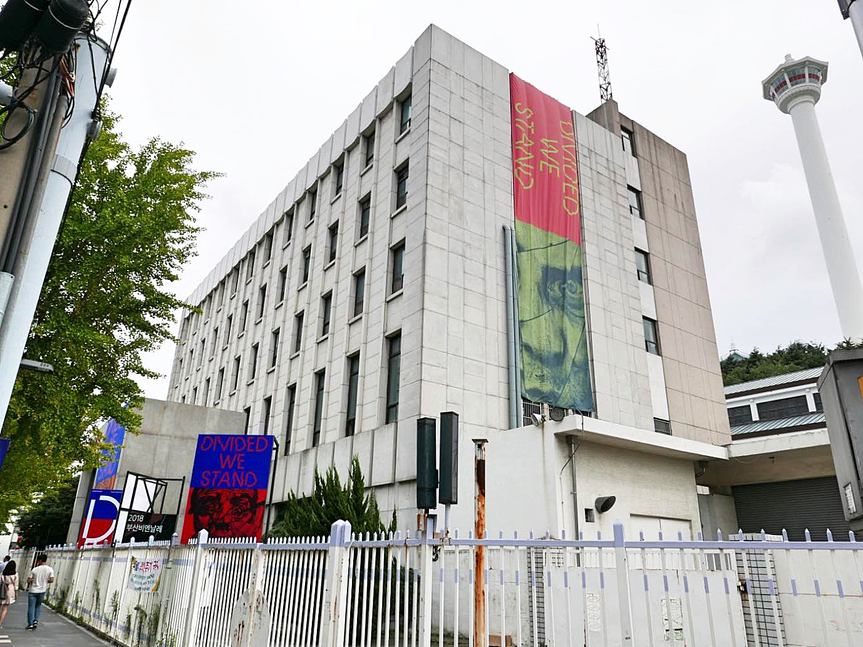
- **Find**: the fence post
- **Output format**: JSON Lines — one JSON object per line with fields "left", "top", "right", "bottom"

{"left": 239, "top": 540, "right": 268, "bottom": 647}
{"left": 181, "top": 529, "right": 209, "bottom": 647}
{"left": 112, "top": 538, "right": 136, "bottom": 641}
{"left": 418, "top": 515, "right": 436, "bottom": 647}
{"left": 319, "top": 520, "right": 352, "bottom": 647}
{"left": 612, "top": 522, "right": 634, "bottom": 646}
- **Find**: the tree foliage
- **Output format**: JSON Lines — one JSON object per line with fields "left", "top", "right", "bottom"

{"left": 270, "top": 456, "right": 396, "bottom": 539}
{"left": 15, "top": 478, "right": 79, "bottom": 548}
{"left": 721, "top": 340, "right": 863, "bottom": 386}
{"left": 0, "top": 109, "right": 216, "bottom": 523}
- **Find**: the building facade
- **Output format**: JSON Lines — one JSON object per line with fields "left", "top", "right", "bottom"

{"left": 166, "top": 26, "right": 729, "bottom": 538}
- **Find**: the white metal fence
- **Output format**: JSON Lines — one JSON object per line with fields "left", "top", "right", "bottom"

{"left": 12, "top": 522, "right": 863, "bottom": 647}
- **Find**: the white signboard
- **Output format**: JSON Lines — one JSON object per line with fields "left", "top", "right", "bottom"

{"left": 127, "top": 557, "right": 163, "bottom": 592}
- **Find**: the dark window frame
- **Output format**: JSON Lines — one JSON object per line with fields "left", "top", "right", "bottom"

{"left": 312, "top": 370, "right": 326, "bottom": 447}
{"left": 328, "top": 222, "right": 339, "bottom": 264}
{"left": 353, "top": 268, "right": 365, "bottom": 318}
{"left": 257, "top": 284, "right": 267, "bottom": 320}
{"left": 622, "top": 126, "right": 636, "bottom": 156}
{"left": 399, "top": 94, "right": 412, "bottom": 134}
{"left": 391, "top": 241, "right": 405, "bottom": 294}
{"left": 302, "top": 246, "right": 312, "bottom": 285}
{"left": 284, "top": 384, "right": 297, "bottom": 454}
{"left": 262, "top": 395, "right": 272, "bottom": 436}
{"left": 757, "top": 396, "right": 810, "bottom": 422}
{"left": 358, "top": 195, "right": 371, "bottom": 239}
{"left": 308, "top": 188, "right": 317, "bottom": 222}
{"left": 283, "top": 210, "right": 294, "bottom": 246}
{"left": 293, "top": 311, "right": 304, "bottom": 354}
{"left": 643, "top": 317, "right": 660, "bottom": 355}
{"left": 385, "top": 333, "right": 401, "bottom": 424}
{"left": 628, "top": 186, "right": 643, "bottom": 219}
{"left": 635, "top": 248, "right": 651, "bottom": 284}
{"left": 231, "top": 355, "right": 241, "bottom": 391}
{"left": 363, "top": 130, "right": 375, "bottom": 168}
{"left": 334, "top": 161, "right": 344, "bottom": 196}
{"left": 277, "top": 266, "right": 287, "bottom": 303}
{"left": 727, "top": 405, "right": 753, "bottom": 427}
{"left": 320, "top": 292, "right": 332, "bottom": 337}
{"left": 249, "top": 342, "right": 259, "bottom": 381}
{"left": 395, "top": 163, "right": 409, "bottom": 210}
{"left": 345, "top": 353, "right": 360, "bottom": 436}
{"left": 270, "top": 328, "right": 280, "bottom": 369}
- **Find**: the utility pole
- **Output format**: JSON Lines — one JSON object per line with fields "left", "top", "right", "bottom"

{"left": 837, "top": 0, "right": 863, "bottom": 60}
{"left": 473, "top": 438, "right": 488, "bottom": 647}
{"left": 762, "top": 55, "right": 863, "bottom": 342}
{"left": 0, "top": 34, "right": 113, "bottom": 425}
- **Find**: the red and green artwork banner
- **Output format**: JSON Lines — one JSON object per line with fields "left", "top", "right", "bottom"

{"left": 510, "top": 73, "right": 594, "bottom": 412}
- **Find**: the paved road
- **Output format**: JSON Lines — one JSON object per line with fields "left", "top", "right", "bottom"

{"left": 0, "top": 592, "right": 107, "bottom": 646}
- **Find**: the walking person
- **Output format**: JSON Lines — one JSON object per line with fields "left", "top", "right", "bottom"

{"left": 0, "top": 559, "right": 18, "bottom": 628}
{"left": 26, "top": 553, "right": 54, "bottom": 630}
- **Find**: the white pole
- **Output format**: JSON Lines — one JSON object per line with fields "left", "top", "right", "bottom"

{"left": 0, "top": 35, "right": 112, "bottom": 426}
{"left": 849, "top": 1, "right": 863, "bottom": 59}
{"left": 786, "top": 96, "right": 863, "bottom": 341}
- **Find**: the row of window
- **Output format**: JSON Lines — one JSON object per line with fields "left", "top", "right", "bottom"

{"left": 179, "top": 94, "right": 413, "bottom": 342}
{"left": 727, "top": 393, "right": 823, "bottom": 427}
{"left": 218, "top": 334, "right": 402, "bottom": 452}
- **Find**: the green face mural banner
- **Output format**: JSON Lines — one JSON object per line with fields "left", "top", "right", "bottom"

{"left": 510, "top": 73, "right": 594, "bottom": 412}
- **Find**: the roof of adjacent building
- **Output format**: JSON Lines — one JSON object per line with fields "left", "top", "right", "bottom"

{"left": 731, "top": 412, "right": 826, "bottom": 437}
{"left": 724, "top": 366, "right": 824, "bottom": 397}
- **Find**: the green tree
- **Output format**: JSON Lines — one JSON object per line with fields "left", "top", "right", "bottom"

{"left": 721, "top": 340, "right": 863, "bottom": 386}
{"left": 0, "top": 109, "right": 216, "bottom": 523}
{"left": 15, "top": 477, "right": 78, "bottom": 547}
{"left": 270, "top": 456, "right": 396, "bottom": 539}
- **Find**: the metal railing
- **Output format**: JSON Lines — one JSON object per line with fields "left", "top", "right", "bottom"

{"left": 12, "top": 522, "right": 863, "bottom": 646}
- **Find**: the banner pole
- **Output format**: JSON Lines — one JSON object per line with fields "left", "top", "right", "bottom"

{"left": 264, "top": 437, "right": 279, "bottom": 538}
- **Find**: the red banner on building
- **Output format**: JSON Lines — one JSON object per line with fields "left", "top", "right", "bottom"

{"left": 510, "top": 74, "right": 581, "bottom": 245}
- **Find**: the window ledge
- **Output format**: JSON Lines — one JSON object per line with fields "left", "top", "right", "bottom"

{"left": 395, "top": 128, "right": 410, "bottom": 144}
{"left": 290, "top": 351, "right": 300, "bottom": 360}
{"left": 213, "top": 399, "right": 221, "bottom": 406}
{"left": 222, "top": 344, "right": 229, "bottom": 351}
{"left": 348, "top": 313, "right": 363, "bottom": 325}
{"left": 246, "top": 276, "right": 253, "bottom": 285}
{"left": 330, "top": 192, "right": 342, "bottom": 205}
{"left": 255, "top": 317, "right": 263, "bottom": 325}
{"left": 267, "top": 366, "right": 276, "bottom": 374}
{"left": 262, "top": 259, "right": 271, "bottom": 270}
{"left": 360, "top": 163, "right": 374, "bottom": 177}
{"left": 305, "top": 219, "right": 316, "bottom": 229}
{"left": 229, "top": 389, "right": 237, "bottom": 397}
{"left": 216, "top": 306, "right": 222, "bottom": 313}
{"left": 317, "top": 334, "right": 330, "bottom": 344}
{"left": 230, "top": 292, "right": 237, "bottom": 300}
{"left": 283, "top": 240, "right": 292, "bottom": 250}
{"left": 275, "top": 300, "right": 284, "bottom": 310}
{"left": 355, "top": 234, "right": 369, "bottom": 247}
{"left": 324, "top": 260, "right": 336, "bottom": 271}
{"left": 196, "top": 366, "right": 201, "bottom": 372}
{"left": 247, "top": 379, "right": 255, "bottom": 386}
{"left": 297, "top": 282, "right": 308, "bottom": 292}
{"left": 386, "top": 289, "right": 404, "bottom": 302}
{"left": 391, "top": 204, "right": 408, "bottom": 219}
{"left": 238, "top": 331, "right": 246, "bottom": 339}
{"left": 208, "top": 355, "right": 214, "bottom": 362}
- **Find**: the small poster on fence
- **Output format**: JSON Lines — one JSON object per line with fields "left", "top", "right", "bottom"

{"left": 127, "top": 556, "right": 163, "bottom": 592}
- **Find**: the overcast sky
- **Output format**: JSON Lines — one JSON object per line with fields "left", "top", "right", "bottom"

{"left": 102, "top": 0, "right": 863, "bottom": 400}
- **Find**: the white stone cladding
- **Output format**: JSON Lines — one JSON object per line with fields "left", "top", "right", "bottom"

{"left": 166, "top": 25, "right": 729, "bottom": 527}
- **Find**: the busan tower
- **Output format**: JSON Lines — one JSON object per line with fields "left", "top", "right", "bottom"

{"left": 762, "top": 55, "right": 863, "bottom": 341}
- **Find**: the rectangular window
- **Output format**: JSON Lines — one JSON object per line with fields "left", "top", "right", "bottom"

{"left": 395, "top": 163, "right": 409, "bottom": 210}
{"left": 391, "top": 241, "right": 405, "bottom": 294}
{"left": 246, "top": 250, "right": 256, "bottom": 281}
{"left": 628, "top": 186, "right": 643, "bottom": 219}
{"left": 177, "top": 358, "right": 183, "bottom": 381}
{"left": 622, "top": 126, "right": 636, "bottom": 156}
{"left": 363, "top": 130, "right": 375, "bottom": 168}
{"left": 353, "top": 269, "right": 365, "bottom": 318}
{"left": 321, "top": 292, "right": 332, "bottom": 337}
{"left": 284, "top": 384, "right": 296, "bottom": 455}
{"left": 262, "top": 395, "right": 272, "bottom": 436}
{"left": 192, "top": 386, "right": 198, "bottom": 404}
{"left": 399, "top": 94, "right": 412, "bottom": 134}
{"left": 216, "top": 367, "right": 225, "bottom": 402}
{"left": 345, "top": 354, "right": 360, "bottom": 436}
{"left": 313, "top": 370, "right": 325, "bottom": 447}
{"left": 257, "top": 284, "right": 267, "bottom": 320}
{"left": 727, "top": 405, "right": 753, "bottom": 427}
{"left": 635, "top": 249, "right": 651, "bottom": 284}
{"left": 240, "top": 300, "right": 249, "bottom": 332}
{"left": 231, "top": 267, "right": 240, "bottom": 294}
{"left": 211, "top": 327, "right": 219, "bottom": 356}
{"left": 264, "top": 231, "right": 274, "bottom": 264}
{"left": 283, "top": 210, "right": 294, "bottom": 246}
{"left": 198, "top": 339, "right": 205, "bottom": 367}
{"left": 757, "top": 396, "right": 809, "bottom": 421}
{"left": 334, "top": 161, "right": 344, "bottom": 196}
{"left": 217, "top": 282, "right": 225, "bottom": 309}
{"left": 270, "top": 328, "right": 280, "bottom": 368}
{"left": 308, "top": 189, "right": 317, "bottom": 222}
{"left": 643, "top": 317, "right": 660, "bottom": 355}
{"left": 244, "top": 406, "right": 251, "bottom": 435}
{"left": 277, "top": 266, "right": 287, "bottom": 303}
{"left": 358, "top": 195, "right": 371, "bottom": 239}
{"left": 225, "top": 314, "right": 233, "bottom": 344}
{"left": 187, "top": 349, "right": 193, "bottom": 375}
{"left": 231, "top": 355, "right": 241, "bottom": 391}
{"left": 654, "top": 418, "right": 671, "bottom": 435}
{"left": 813, "top": 392, "right": 823, "bottom": 412}
{"left": 294, "top": 311, "right": 304, "bottom": 353}
{"left": 249, "top": 343, "right": 259, "bottom": 381}
{"left": 302, "top": 246, "right": 311, "bottom": 284}
{"left": 385, "top": 333, "right": 401, "bottom": 423}
{"left": 203, "top": 378, "right": 210, "bottom": 407}
{"left": 181, "top": 395, "right": 186, "bottom": 404}
{"left": 328, "top": 222, "right": 339, "bottom": 264}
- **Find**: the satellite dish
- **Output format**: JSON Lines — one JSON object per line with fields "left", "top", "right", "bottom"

{"left": 549, "top": 407, "right": 566, "bottom": 422}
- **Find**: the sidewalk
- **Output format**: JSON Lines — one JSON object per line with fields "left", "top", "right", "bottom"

{"left": 0, "top": 591, "right": 108, "bottom": 646}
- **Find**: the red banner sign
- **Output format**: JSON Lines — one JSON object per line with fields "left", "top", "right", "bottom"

{"left": 510, "top": 74, "right": 581, "bottom": 244}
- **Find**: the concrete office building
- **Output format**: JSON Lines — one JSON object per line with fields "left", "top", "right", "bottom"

{"left": 166, "top": 25, "right": 729, "bottom": 539}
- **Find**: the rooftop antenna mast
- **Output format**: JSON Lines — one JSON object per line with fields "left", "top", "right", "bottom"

{"left": 592, "top": 26, "right": 613, "bottom": 102}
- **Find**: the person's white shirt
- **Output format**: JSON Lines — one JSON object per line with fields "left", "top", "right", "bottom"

{"left": 28, "top": 564, "right": 54, "bottom": 594}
